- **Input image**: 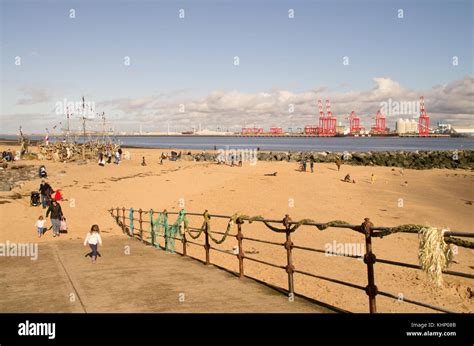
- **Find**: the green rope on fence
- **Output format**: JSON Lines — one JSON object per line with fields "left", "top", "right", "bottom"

{"left": 129, "top": 207, "right": 134, "bottom": 235}
{"left": 445, "top": 236, "right": 474, "bottom": 249}
{"left": 244, "top": 215, "right": 266, "bottom": 223}
{"left": 187, "top": 228, "right": 204, "bottom": 239}
{"left": 372, "top": 224, "right": 425, "bottom": 238}
{"left": 229, "top": 215, "right": 279, "bottom": 231}
{"left": 201, "top": 211, "right": 240, "bottom": 244}
{"left": 154, "top": 209, "right": 189, "bottom": 253}
{"left": 370, "top": 224, "right": 474, "bottom": 248}
{"left": 151, "top": 210, "right": 168, "bottom": 249}
{"left": 185, "top": 212, "right": 208, "bottom": 240}
{"left": 314, "top": 220, "right": 351, "bottom": 230}
{"left": 250, "top": 216, "right": 349, "bottom": 233}
{"left": 146, "top": 209, "right": 168, "bottom": 249}
{"left": 116, "top": 207, "right": 474, "bottom": 250}
{"left": 261, "top": 221, "right": 288, "bottom": 233}
{"left": 195, "top": 211, "right": 210, "bottom": 239}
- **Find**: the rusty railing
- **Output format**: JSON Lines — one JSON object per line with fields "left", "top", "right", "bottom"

{"left": 109, "top": 207, "right": 474, "bottom": 313}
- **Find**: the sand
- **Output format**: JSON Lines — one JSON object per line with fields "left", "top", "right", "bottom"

{"left": 0, "top": 143, "right": 473, "bottom": 313}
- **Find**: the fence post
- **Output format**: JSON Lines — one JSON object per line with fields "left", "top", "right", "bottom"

{"left": 122, "top": 207, "right": 126, "bottom": 235}
{"left": 115, "top": 207, "right": 120, "bottom": 225}
{"left": 180, "top": 212, "right": 187, "bottom": 256}
{"left": 130, "top": 208, "right": 135, "bottom": 237}
{"left": 236, "top": 218, "right": 245, "bottom": 278}
{"left": 139, "top": 209, "right": 144, "bottom": 243}
{"left": 283, "top": 214, "right": 295, "bottom": 297}
{"left": 362, "top": 218, "right": 378, "bottom": 313}
{"left": 181, "top": 224, "right": 187, "bottom": 256}
{"left": 204, "top": 210, "right": 210, "bottom": 265}
{"left": 150, "top": 209, "right": 155, "bottom": 247}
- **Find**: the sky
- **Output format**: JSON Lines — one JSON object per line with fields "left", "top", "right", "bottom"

{"left": 0, "top": 0, "right": 473, "bottom": 134}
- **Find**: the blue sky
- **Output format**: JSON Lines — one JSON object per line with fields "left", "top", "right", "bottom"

{"left": 0, "top": 0, "right": 472, "bottom": 133}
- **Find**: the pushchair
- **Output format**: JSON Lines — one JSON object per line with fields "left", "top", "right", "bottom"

{"left": 30, "top": 192, "right": 41, "bottom": 206}
{"left": 39, "top": 165, "right": 47, "bottom": 178}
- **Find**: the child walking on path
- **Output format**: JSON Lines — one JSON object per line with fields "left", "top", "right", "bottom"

{"left": 84, "top": 225, "right": 102, "bottom": 264}
{"left": 35, "top": 215, "right": 45, "bottom": 238}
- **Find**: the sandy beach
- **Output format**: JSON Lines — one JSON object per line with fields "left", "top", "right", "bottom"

{"left": 0, "top": 143, "right": 473, "bottom": 313}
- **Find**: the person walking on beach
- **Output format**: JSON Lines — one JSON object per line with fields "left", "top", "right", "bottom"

{"left": 84, "top": 225, "right": 102, "bottom": 264}
{"left": 39, "top": 180, "right": 52, "bottom": 209}
{"left": 35, "top": 215, "right": 45, "bottom": 238}
{"left": 46, "top": 200, "right": 63, "bottom": 237}
{"left": 335, "top": 158, "right": 342, "bottom": 171}
{"left": 141, "top": 156, "right": 147, "bottom": 166}
{"left": 114, "top": 149, "right": 121, "bottom": 164}
{"left": 310, "top": 160, "right": 314, "bottom": 173}
{"left": 106, "top": 149, "right": 112, "bottom": 164}
{"left": 98, "top": 152, "right": 105, "bottom": 166}
{"left": 370, "top": 173, "right": 376, "bottom": 184}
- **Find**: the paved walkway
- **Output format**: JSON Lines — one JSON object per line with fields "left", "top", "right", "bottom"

{"left": 0, "top": 236, "right": 333, "bottom": 313}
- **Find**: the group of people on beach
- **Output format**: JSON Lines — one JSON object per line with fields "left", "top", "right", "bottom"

{"left": 132, "top": 151, "right": 185, "bottom": 166}
{"left": 36, "top": 179, "right": 67, "bottom": 238}
{"left": 39, "top": 179, "right": 63, "bottom": 208}
{"left": 299, "top": 157, "right": 345, "bottom": 173}
{"left": 296, "top": 156, "right": 380, "bottom": 185}
{"left": 98, "top": 146, "right": 122, "bottom": 166}
{"left": 217, "top": 156, "right": 243, "bottom": 167}
{"left": 34, "top": 165, "right": 103, "bottom": 263}
{"left": 299, "top": 160, "right": 315, "bottom": 173}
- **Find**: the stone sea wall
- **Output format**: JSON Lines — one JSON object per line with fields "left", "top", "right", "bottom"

{"left": 186, "top": 150, "right": 474, "bottom": 170}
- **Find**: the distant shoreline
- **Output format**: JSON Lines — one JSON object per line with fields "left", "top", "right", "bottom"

{"left": 1, "top": 135, "right": 473, "bottom": 153}
{"left": 1, "top": 133, "right": 470, "bottom": 138}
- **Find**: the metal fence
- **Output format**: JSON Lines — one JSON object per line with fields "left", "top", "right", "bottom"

{"left": 109, "top": 207, "right": 474, "bottom": 313}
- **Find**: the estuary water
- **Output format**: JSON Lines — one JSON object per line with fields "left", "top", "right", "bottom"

{"left": 1, "top": 135, "right": 473, "bottom": 152}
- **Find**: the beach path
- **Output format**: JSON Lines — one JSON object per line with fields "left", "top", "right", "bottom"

{"left": 0, "top": 235, "right": 333, "bottom": 313}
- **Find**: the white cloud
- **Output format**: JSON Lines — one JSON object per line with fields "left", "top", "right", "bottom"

{"left": 16, "top": 86, "right": 51, "bottom": 105}
{"left": 3, "top": 76, "right": 473, "bottom": 133}
{"left": 123, "top": 76, "right": 472, "bottom": 131}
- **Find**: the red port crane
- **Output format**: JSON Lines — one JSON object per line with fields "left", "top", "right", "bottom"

{"left": 305, "top": 98, "right": 337, "bottom": 136}
{"left": 241, "top": 127, "right": 264, "bottom": 135}
{"left": 317, "top": 99, "right": 326, "bottom": 134}
{"left": 269, "top": 127, "right": 283, "bottom": 135}
{"left": 418, "top": 96, "right": 430, "bottom": 136}
{"left": 348, "top": 111, "right": 364, "bottom": 134}
{"left": 321, "top": 99, "right": 337, "bottom": 136}
{"left": 370, "top": 110, "right": 387, "bottom": 134}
